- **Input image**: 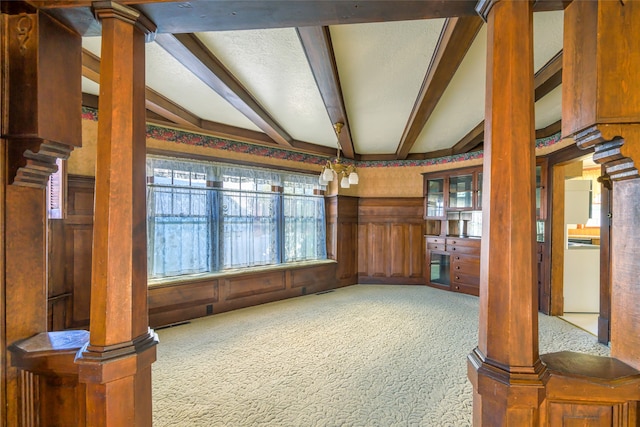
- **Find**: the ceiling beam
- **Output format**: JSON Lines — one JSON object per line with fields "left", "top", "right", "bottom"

{"left": 83, "top": 48, "right": 203, "bottom": 129}
{"left": 296, "top": 26, "right": 354, "bottom": 159}
{"left": 155, "top": 32, "right": 294, "bottom": 147}
{"left": 395, "top": 16, "right": 484, "bottom": 160}
{"left": 452, "top": 50, "right": 564, "bottom": 155}
{"left": 37, "top": 1, "right": 481, "bottom": 36}
{"left": 451, "top": 121, "right": 485, "bottom": 155}
{"left": 81, "top": 49, "right": 101, "bottom": 84}
{"left": 534, "top": 51, "right": 563, "bottom": 101}
{"left": 145, "top": 88, "right": 202, "bottom": 129}
{"left": 83, "top": 47, "right": 335, "bottom": 156}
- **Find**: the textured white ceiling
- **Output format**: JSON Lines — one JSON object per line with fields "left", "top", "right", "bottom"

{"left": 330, "top": 19, "right": 445, "bottom": 154}
{"left": 80, "top": 9, "right": 564, "bottom": 157}
{"left": 82, "top": 36, "right": 262, "bottom": 132}
{"left": 411, "top": 25, "right": 487, "bottom": 153}
{"left": 533, "top": 11, "right": 564, "bottom": 72}
{"left": 196, "top": 28, "right": 337, "bottom": 147}
{"left": 82, "top": 76, "right": 99, "bottom": 96}
{"left": 145, "top": 42, "right": 262, "bottom": 131}
{"left": 412, "top": 11, "right": 564, "bottom": 153}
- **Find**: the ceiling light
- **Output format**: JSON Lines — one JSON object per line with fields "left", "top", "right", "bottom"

{"left": 318, "top": 122, "right": 359, "bottom": 189}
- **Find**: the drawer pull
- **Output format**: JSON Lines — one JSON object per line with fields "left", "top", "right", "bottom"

{"left": 455, "top": 276, "right": 460, "bottom": 280}
{"left": 452, "top": 247, "right": 456, "bottom": 251}
{"left": 456, "top": 266, "right": 460, "bottom": 270}
{"left": 455, "top": 256, "right": 460, "bottom": 260}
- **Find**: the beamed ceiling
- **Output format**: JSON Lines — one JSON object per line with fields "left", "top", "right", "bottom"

{"left": 37, "top": 1, "right": 567, "bottom": 160}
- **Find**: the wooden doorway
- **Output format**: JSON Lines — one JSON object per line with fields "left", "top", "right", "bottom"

{"left": 547, "top": 145, "right": 611, "bottom": 344}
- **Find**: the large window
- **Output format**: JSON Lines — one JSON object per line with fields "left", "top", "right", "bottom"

{"left": 146, "top": 156, "right": 327, "bottom": 280}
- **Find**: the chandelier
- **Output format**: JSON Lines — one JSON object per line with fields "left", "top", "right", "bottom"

{"left": 318, "top": 122, "right": 359, "bottom": 188}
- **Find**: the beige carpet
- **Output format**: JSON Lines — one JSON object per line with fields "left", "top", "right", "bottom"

{"left": 152, "top": 284, "right": 610, "bottom": 426}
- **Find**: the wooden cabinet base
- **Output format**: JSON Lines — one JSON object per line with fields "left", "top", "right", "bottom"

{"left": 9, "top": 331, "right": 90, "bottom": 427}
{"left": 540, "top": 351, "right": 640, "bottom": 426}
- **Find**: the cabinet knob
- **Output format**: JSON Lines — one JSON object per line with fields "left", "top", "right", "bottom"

{"left": 456, "top": 266, "right": 460, "bottom": 270}
{"left": 455, "top": 276, "right": 460, "bottom": 280}
{"left": 455, "top": 256, "right": 460, "bottom": 260}
{"left": 452, "top": 247, "right": 456, "bottom": 251}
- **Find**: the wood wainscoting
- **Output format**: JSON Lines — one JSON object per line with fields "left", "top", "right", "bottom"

{"left": 49, "top": 176, "right": 338, "bottom": 330}
{"left": 357, "top": 198, "right": 424, "bottom": 285}
{"left": 50, "top": 179, "right": 425, "bottom": 329}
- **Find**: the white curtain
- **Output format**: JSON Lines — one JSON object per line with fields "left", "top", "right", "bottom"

{"left": 147, "top": 155, "right": 327, "bottom": 279}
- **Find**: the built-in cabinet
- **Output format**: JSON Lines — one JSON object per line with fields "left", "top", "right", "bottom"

{"left": 424, "top": 162, "right": 549, "bottom": 299}
{"left": 423, "top": 166, "right": 483, "bottom": 296}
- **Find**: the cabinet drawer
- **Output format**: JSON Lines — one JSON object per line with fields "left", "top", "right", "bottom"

{"left": 452, "top": 256, "right": 480, "bottom": 275}
{"left": 426, "top": 237, "right": 445, "bottom": 244}
{"left": 452, "top": 271, "right": 480, "bottom": 286}
{"left": 446, "top": 238, "right": 481, "bottom": 248}
{"left": 427, "top": 243, "right": 446, "bottom": 251}
{"left": 448, "top": 244, "right": 479, "bottom": 255}
{"left": 452, "top": 282, "right": 479, "bottom": 296}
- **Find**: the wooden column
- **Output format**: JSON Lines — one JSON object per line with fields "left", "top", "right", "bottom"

{"left": 562, "top": 0, "right": 640, "bottom": 371}
{"left": 1, "top": 4, "right": 81, "bottom": 425}
{"left": 74, "top": 3, "right": 157, "bottom": 426}
{"left": 467, "top": 1, "right": 545, "bottom": 425}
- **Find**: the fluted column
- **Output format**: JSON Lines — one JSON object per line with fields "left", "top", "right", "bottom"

{"left": 467, "top": 1, "right": 545, "bottom": 425}
{"left": 75, "top": 2, "right": 158, "bottom": 426}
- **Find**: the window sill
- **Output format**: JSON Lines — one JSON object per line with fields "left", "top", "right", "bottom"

{"left": 148, "top": 259, "right": 337, "bottom": 288}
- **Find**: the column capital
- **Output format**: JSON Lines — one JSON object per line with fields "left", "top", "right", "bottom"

{"left": 92, "top": 1, "right": 156, "bottom": 42}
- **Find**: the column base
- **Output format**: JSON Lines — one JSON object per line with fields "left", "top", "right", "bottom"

{"left": 468, "top": 347, "right": 547, "bottom": 426}
{"left": 76, "top": 329, "right": 158, "bottom": 427}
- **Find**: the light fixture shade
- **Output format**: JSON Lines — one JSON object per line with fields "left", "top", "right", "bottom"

{"left": 348, "top": 171, "right": 359, "bottom": 184}
{"left": 340, "top": 175, "right": 350, "bottom": 188}
{"left": 318, "top": 174, "right": 328, "bottom": 186}
{"left": 322, "top": 168, "right": 334, "bottom": 182}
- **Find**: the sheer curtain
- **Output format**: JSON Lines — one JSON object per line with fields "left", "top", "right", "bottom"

{"left": 147, "top": 157, "right": 216, "bottom": 279}
{"left": 283, "top": 175, "right": 327, "bottom": 262}
{"left": 147, "top": 155, "right": 327, "bottom": 280}
{"left": 219, "top": 165, "right": 280, "bottom": 269}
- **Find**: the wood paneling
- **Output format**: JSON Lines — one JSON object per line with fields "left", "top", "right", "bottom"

{"left": 225, "top": 271, "right": 286, "bottom": 301}
{"left": 64, "top": 179, "right": 338, "bottom": 329}
{"left": 562, "top": 0, "right": 640, "bottom": 138}
{"left": 290, "top": 263, "right": 335, "bottom": 289}
{"left": 357, "top": 198, "right": 424, "bottom": 285}
{"left": 326, "top": 195, "right": 359, "bottom": 286}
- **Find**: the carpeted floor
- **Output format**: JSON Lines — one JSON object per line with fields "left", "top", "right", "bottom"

{"left": 152, "top": 284, "right": 610, "bottom": 426}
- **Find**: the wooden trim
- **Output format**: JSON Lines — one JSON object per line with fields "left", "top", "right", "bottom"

{"left": 549, "top": 164, "right": 565, "bottom": 316}
{"left": 598, "top": 167, "right": 611, "bottom": 344}
{"left": 396, "top": 16, "right": 483, "bottom": 159}
{"left": 535, "top": 120, "right": 562, "bottom": 139}
{"left": 296, "top": 26, "right": 354, "bottom": 159}
{"left": 154, "top": 32, "right": 293, "bottom": 147}
{"left": 452, "top": 121, "right": 485, "bottom": 155}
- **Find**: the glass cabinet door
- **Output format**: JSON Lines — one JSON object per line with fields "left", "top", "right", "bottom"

{"left": 426, "top": 178, "right": 445, "bottom": 217}
{"left": 429, "top": 252, "right": 450, "bottom": 287}
{"left": 449, "top": 174, "right": 473, "bottom": 209}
